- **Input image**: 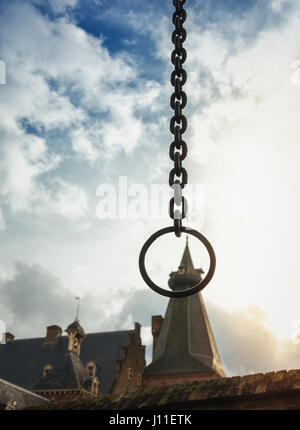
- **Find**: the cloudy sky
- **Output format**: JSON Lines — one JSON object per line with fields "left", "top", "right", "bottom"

{"left": 1, "top": 0, "right": 300, "bottom": 376}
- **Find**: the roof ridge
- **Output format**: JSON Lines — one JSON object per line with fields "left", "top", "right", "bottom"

{"left": 85, "top": 329, "right": 135, "bottom": 336}
{"left": 2, "top": 328, "right": 135, "bottom": 343}
{"left": 3, "top": 336, "right": 45, "bottom": 343}
{"left": 0, "top": 378, "right": 49, "bottom": 401}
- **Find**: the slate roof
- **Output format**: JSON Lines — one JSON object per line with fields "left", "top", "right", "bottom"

{"left": 0, "top": 329, "right": 133, "bottom": 395}
{"left": 0, "top": 378, "right": 49, "bottom": 410}
{"left": 66, "top": 320, "right": 85, "bottom": 337}
{"left": 144, "top": 239, "right": 225, "bottom": 378}
{"left": 34, "top": 351, "right": 90, "bottom": 391}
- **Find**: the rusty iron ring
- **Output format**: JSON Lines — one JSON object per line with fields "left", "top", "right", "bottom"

{"left": 139, "top": 226, "right": 216, "bottom": 298}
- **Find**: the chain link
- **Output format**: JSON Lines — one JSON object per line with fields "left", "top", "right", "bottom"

{"left": 169, "top": 0, "right": 188, "bottom": 237}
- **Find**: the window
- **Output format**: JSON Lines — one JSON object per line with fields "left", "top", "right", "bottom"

{"left": 91, "top": 378, "right": 99, "bottom": 395}
{"left": 86, "top": 362, "right": 96, "bottom": 378}
{"left": 43, "top": 364, "right": 53, "bottom": 377}
{"left": 73, "top": 337, "right": 79, "bottom": 352}
{"left": 128, "top": 368, "right": 133, "bottom": 379}
{"left": 137, "top": 374, "right": 142, "bottom": 386}
{"left": 178, "top": 266, "right": 186, "bottom": 275}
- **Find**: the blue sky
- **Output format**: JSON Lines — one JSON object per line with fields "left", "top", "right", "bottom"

{"left": 1, "top": 0, "right": 300, "bottom": 375}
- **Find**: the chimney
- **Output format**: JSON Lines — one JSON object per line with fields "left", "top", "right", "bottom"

{"left": 45, "top": 325, "right": 62, "bottom": 342}
{"left": 5, "top": 332, "right": 14, "bottom": 343}
{"left": 128, "top": 322, "right": 142, "bottom": 346}
{"left": 151, "top": 315, "right": 163, "bottom": 358}
{"left": 134, "top": 322, "right": 141, "bottom": 334}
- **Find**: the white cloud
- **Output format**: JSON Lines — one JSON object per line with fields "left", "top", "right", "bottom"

{"left": 141, "top": 325, "right": 152, "bottom": 364}
{"left": 210, "top": 303, "right": 300, "bottom": 376}
{"left": 50, "top": 0, "right": 78, "bottom": 13}
{"left": 0, "top": 209, "right": 6, "bottom": 232}
{"left": 71, "top": 128, "right": 99, "bottom": 165}
{"left": 0, "top": 1, "right": 162, "bottom": 218}
{"left": 176, "top": 6, "right": 300, "bottom": 339}
{"left": 0, "top": 0, "right": 299, "bottom": 364}
{"left": 31, "top": 0, "right": 78, "bottom": 14}
{"left": 45, "top": 179, "right": 89, "bottom": 219}
{"left": 0, "top": 131, "right": 60, "bottom": 213}
{"left": 0, "top": 260, "right": 140, "bottom": 338}
{"left": 270, "top": 0, "right": 290, "bottom": 12}
{"left": 115, "top": 1, "right": 300, "bottom": 341}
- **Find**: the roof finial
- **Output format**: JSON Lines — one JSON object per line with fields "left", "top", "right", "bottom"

{"left": 186, "top": 235, "right": 189, "bottom": 246}
{"left": 75, "top": 297, "right": 80, "bottom": 322}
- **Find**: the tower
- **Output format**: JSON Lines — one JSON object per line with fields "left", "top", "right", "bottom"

{"left": 65, "top": 320, "right": 85, "bottom": 356}
{"left": 143, "top": 237, "right": 225, "bottom": 388}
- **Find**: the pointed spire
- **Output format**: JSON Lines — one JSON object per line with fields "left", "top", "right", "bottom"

{"left": 144, "top": 291, "right": 226, "bottom": 381}
{"left": 168, "top": 238, "right": 204, "bottom": 292}
{"left": 144, "top": 239, "right": 225, "bottom": 386}
{"left": 179, "top": 235, "right": 194, "bottom": 271}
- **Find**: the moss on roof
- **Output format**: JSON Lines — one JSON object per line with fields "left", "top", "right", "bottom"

{"left": 26, "top": 369, "right": 300, "bottom": 410}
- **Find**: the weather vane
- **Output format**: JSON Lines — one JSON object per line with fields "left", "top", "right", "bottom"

{"left": 75, "top": 296, "right": 81, "bottom": 321}
{"left": 138, "top": 0, "right": 216, "bottom": 299}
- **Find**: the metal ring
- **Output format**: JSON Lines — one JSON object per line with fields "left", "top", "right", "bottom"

{"left": 139, "top": 226, "right": 216, "bottom": 298}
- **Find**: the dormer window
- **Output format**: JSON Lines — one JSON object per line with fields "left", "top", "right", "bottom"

{"left": 178, "top": 266, "right": 186, "bottom": 275}
{"left": 87, "top": 361, "right": 96, "bottom": 378}
{"left": 66, "top": 320, "right": 85, "bottom": 356}
{"left": 73, "top": 337, "right": 79, "bottom": 352}
{"left": 43, "top": 364, "right": 53, "bottom": 377}
{"left": 128, "top": 368, "right": 133, "bottom": 379}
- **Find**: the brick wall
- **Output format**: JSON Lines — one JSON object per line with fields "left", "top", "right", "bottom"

{"left": 143, "top": 371, "right": 219, "bottom": 389}
{"left": 111, "top": 323, "right": 146, "bottom": 394}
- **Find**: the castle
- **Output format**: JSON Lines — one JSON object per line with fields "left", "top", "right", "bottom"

{"left": 0, "top": 238, "right": 225, "bottom": 408}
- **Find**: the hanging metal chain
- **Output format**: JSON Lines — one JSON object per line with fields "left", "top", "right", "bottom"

{"left": 139, "top": 0, "right": 217, "bottom": 298}
{"left": 169, "top": 0, "right": 188, "bottom": 238}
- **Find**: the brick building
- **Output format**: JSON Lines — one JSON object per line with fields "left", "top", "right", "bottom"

{"left": 0, "top": 319, "right": 145, "bottom": 402}
{"left": 3, "top": 238, "right": 295, "bottom": 410}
